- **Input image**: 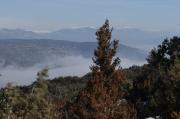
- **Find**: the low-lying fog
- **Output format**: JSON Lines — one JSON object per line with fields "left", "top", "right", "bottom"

{"left": 0, "top": 56, "right": 146, "bottom": 87}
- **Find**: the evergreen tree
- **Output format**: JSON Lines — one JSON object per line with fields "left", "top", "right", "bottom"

{"left": 0, "top": 68, "right": 59, "bottom": 119}
{"left": 62, "top": 20, "right": 137, "bottom": 119}
{"left": 129, "top": 37, "right": 180, "bottom": 119}
{"left": 91, "top": 19, "right": 120, "bottom": 77}
{"left": 147, "top": 36, "right": 180, "bottom": 71}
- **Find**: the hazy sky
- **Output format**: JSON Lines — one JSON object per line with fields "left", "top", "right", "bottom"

{"left": 0, "top": 0, "right": 180, "bottom": 32}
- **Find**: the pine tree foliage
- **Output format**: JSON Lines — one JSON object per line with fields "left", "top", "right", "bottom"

{"left": 91, "top": 19, "right": 120, "bottom": 77}
{"left": 128, "top": 37, "right": 180, "bottom": 119}
{"left": 62, "top": 20, "right": 137, "bottom": 119}
{"left": 147, "top": 36, "right": 180, "bottom": 70}
{"left": 169, "top": 58, "right": 180, "bottom": 80}
{"left": 0, "top": 68, "right": 59, "bottom": 119}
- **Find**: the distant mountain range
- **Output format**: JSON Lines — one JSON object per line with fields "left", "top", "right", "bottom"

{"left": 0, "top": 28, "right": 179, "bottom": 50}
{"left": 0, "top": 27, "right": 178, "bottom": 68}
{"left": 0, "top": 39, "right": 147, "bottom": 68}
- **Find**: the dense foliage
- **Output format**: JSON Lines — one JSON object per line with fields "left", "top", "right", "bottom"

{"left": 0, "top": 69, "right": 88, "bottom": 119}
{"left": 125, "top": 36, "right": 180, "bottom": 119}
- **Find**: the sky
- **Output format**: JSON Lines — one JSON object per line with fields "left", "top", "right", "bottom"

{"left": 0, "top": 0, "right": 180, "bottom": 32}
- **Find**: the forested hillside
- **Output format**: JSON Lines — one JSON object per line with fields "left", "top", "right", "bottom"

{"left": 0, "top": 21, "right": 179, "bottom": 119}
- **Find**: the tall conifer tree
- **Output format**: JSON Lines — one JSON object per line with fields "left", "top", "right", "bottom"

{"left": 91, "top": 19, "right": 120, "bottom": 77}
{"left": 62, "top": 20, "right": 137, "bottom": 119}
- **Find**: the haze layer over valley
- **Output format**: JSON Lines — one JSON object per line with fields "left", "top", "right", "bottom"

{"left": 0, "top": 27, "right": 179, "bottom": 86}
{"left": 0, "top": 38, "right": 147, "bottom": 87}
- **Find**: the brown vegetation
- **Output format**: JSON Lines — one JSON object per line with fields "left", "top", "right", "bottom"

{"left": 60, "top": 20, "right": 137, "bottom": 119}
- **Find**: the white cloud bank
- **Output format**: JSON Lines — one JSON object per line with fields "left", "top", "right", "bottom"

{"left": 0, "top": 56, "right": 146, "bottom": 87}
